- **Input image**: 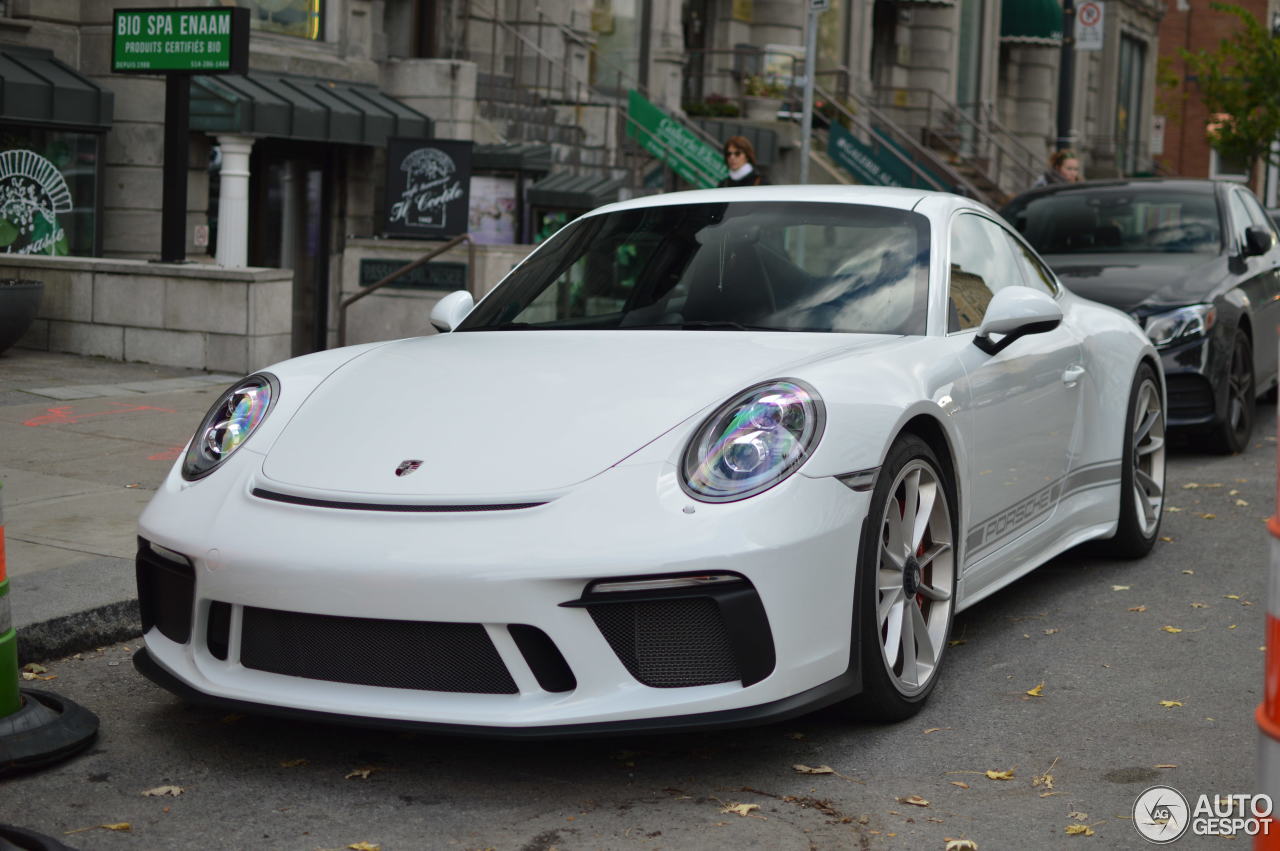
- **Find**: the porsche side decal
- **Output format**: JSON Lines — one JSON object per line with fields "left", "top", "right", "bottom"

{"left": 965, "top": 461, "right": 1122, "bottom": 559}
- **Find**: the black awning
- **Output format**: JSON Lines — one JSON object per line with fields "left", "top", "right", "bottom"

{"left": 473, "top": 143, "right": 552, "bottom": 174}
{"left": 190, "top": 72, "right": 430, "bottom": 145}
{"left": 527, "top": 172, "right": 624, "bottom": 211}
{"left": 0, "top": 46, "right": 113, "bottom": 131}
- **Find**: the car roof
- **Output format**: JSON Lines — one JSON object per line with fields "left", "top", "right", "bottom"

{"left": 1008, "top": 177, "right": 1224, "bottom": 205}
{"left": 587, "top": 184, "right": 967, "bottom": 217}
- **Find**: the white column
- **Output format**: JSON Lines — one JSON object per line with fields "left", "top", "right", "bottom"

{"left": 215, "top": 135, "right": 255, "bottom": 268}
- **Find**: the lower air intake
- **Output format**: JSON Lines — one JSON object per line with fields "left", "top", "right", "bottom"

{"left": 239, "top": 607, "right": 518, "bottom": 694}
{"left": 589, "top": 598, "right": 741, "bottom": 688}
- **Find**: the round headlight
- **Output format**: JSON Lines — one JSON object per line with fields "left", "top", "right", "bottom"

{"left": 181, "top": 373, "right": 278, "bottom": 481}
{"left": 681, "top": 379, "right": 825, "bottom": 502}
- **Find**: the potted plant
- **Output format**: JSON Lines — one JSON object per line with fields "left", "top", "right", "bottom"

{"left": 0, "top": 279, "right": 43, "bottom": 356}
{"left": 742, "top": 75, "right": 787, "bottom": 121}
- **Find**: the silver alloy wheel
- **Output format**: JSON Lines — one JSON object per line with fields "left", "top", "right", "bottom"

{"left": 875, "top": 459, "right": 954, "bottom": 697}
{"left": 1131, "top": 376, "right": 1166, "bottom": 536}
{"left": 1226, "top": 336, "right": 1254, "bottom": 441}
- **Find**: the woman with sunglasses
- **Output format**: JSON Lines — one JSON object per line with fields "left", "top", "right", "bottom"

{"left": 718, "top": 136, "right": 769, "bottom": 187}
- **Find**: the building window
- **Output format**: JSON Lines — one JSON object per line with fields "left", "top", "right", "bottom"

{"left": 1116, "top": 34, "right": 1147, "bottom": 176}
{"left": 1210, "top": 148, "right": 1249, "bottom": 183}
{"left": 224, "top": 0, "right": 324, "bottom": 40}
{"left": 0, "top": 127, "right": 101, "bottom": 256}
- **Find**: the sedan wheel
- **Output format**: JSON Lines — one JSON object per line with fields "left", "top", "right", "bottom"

{"left": 1211, "top": 332, "right": 1254, "bottom": 455}
{"left": 856, "top": 435, "right": 955, "bottom": 720}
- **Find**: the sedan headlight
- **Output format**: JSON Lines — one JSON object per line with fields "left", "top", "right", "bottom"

{"left": 181, "top": 374, "right": 278, "bottom": 481}
{"left": 681, "top": 380, "right": 825, "bottom": 502}
{"left": 1143, "top": 304, "right": 1216, "bottom": 347}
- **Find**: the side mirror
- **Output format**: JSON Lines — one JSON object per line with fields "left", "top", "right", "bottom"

{"left": 1244, "top": 225, "right": 1274, "bottom": 258}
{"left": 974, "top": 286, "right": 1063, "bottom": 356}
{"left": 429, "top": 290, "right": 475, "bottom": 333}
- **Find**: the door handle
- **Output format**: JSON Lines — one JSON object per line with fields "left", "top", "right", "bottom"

{"left": 1062, "top": 364, "right": 1086, "bottom": 386}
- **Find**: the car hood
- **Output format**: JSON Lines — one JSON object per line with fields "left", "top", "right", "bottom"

{"left": 259, "top": 330, "right": 891, "bottom": 501}
{"left": 1044, "top": 252, "right": 1223, "bottom": 316}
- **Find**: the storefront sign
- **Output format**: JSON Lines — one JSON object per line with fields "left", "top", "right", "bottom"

{"left": 385, "top": 139, "right": 473, "bottom": 239}
{"left": 0, "top": 149, "right": 72, "bottom": 256}
{"left": 112, "top": 7, "right": 249, "bottom": 73}
{"left": 626, "top": 91, "right": 727, "bottom": 189}
{"left": 828, "top": 123, "right": 907, "bottom": 188}
{"left": 359, "top": 259, "right": 468, "bottom": 291}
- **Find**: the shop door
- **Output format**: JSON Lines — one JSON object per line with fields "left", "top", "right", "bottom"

{"left": 250, "top": 142, "right": 333, "bottom": 356}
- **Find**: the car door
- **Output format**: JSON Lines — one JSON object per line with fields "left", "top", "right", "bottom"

{"left": 945, "top": 212, "right": 1084, "bottom": 574}
{"left": 1235, "top": 189, "right": 1280, "bottom": 393}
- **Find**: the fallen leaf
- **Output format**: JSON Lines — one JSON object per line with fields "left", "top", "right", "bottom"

{"left": 1155, "top": 764, "right": 1178, "bottom": 769}
{"left": 141, "top": 785, "right": 183, "bottom": 797}
{"left": 1190, "top": 602, "right": 1208, "bottom": 608}
{"left": 1181, "top": 569, "right": 1194, "bottom": 574}
{"left": 348, "top": 843, "right": 381, "bottom": 851}
{"left": 1229, "top": 624, "right": 1238, "bottom": 629}
{"left": 1025, "top": 682, "right": 1045, "bottom": 697}
{"left": 1201, "top": 513, "right": 1216, "bottom": 519}
{"left": 792, "top": 764, "right": 835, "bottom": 775}
{"left": 900, "top": 795, "right": 930, "bottom": 807}
{"left": 985, "top": 769, "right": 1015, "bottom": 781}
{"left": 1128, "top": 605, "right": 1148, "bottom": 612}
{"left": 1159, "top": 700, "right": 1184, "bottom": 709}
{"left": 1043, "top": 628, "right": 1059, "bottom": 635}
{"left": 1160, "top": 625, "right": 1183, "bottom": 633}
{"left": 722, "top": 803, "right": 760, "bottom": 817}
{"left": 280, "top": 759, "right": 308, "bottom": 768}
{"left": 1231, "top": 489, "right": 1240, "bottom": 495}
{"left": 1068, "top": 811, "right": 1089, "bottom": 821}
{"left": 950, "top": 781, "right": 970, "bottom": 789}
{"left": 924, "top": 727, "right": 951, "bottom": 734}
{"left": 1065, "top": 824, "right": 1095, "bottom": 836}
{"left": 948, "top": 639, "right": 967, "bottom": 647}
{"left": 1182, "top": 482, "right": 1200, "bottom": 489}
{"left": 1041, "top": 791, "right": 1060, "bottom": 797}
{"left": 345, "top": 767, "right": 378, "bottom": 780}
{"left": 22, "top": 663, "right": 47, "bottom": 674}
{"left": 1237, "top": 499, "right": 1250, "bottom": 507}
{"left": 944, "top": 839, "right": 979, "bottom": 850}
{"left": 1167, "top": 506, "right": 1183, "bottom": 511}
{"left": 1112, "top": 585, "right": 1131, "bottom": 591}
{"left": 1226, "top": 594, "right": 1242, "bottom": 600}
{"left": 21, "top": 672, "right": 56, "bottom": 681}
{"left": 1160, "top": 536, "right": 1174, "bottom": 542}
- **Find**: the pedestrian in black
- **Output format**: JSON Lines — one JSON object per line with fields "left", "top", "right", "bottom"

{"left": 719, "top": 136, "right": 769, "bottom": 187}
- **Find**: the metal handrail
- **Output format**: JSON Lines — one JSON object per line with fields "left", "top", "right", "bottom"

{"left": 818, "top": 83, "right": 984, "bottom": 198}
{"left": 337, "top": 234, "right": 476, "bottom": 347}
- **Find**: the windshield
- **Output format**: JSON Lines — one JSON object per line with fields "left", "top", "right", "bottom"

{"left": 457, "top": 201, "right": 931, "bottom": 334}
{"left": 1002, "top": 187, "right": 1222, "bottom": 255}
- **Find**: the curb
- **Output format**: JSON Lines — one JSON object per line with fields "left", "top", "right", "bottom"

{"left": 16, "top": 600, "right": 141, "bottom": 665}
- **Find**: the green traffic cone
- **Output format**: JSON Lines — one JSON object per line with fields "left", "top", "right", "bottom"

{"left": 0, "top": 480, "right": 99, "bottom": 777}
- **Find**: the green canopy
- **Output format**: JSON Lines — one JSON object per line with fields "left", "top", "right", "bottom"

{"left": 1001, "top": 0, "right": 1064, "bottom": 45}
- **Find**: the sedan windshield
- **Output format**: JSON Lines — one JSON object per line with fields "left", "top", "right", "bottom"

{"left": 457, "top": 201, "right": 931, "bottom": 334}
{"left": 1002, "top": 187, "right": 1222, "bottom": 255}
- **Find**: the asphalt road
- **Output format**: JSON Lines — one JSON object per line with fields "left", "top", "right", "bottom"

{"left": 2, "top": 407, "right": 1276, "bottom": 851}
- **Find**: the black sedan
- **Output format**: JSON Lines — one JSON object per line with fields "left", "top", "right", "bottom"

{"left": 1002, "top": 179, "right": 1280, "bottom": 453}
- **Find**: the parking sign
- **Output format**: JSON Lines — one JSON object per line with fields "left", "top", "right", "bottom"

{"left": 1076, "top": 1, "right": 1104, "bottom": 51}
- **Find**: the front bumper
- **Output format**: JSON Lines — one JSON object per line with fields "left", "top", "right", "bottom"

{"left": 137, "top": 455, "right": 870, "bottom": 734}
{"left": 1158, "top": 334, "right": 1226, "bottom": 428}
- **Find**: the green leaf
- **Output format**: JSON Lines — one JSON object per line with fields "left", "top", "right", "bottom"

{"left": 0, "top": 219, "right": 16, "bottom": 247}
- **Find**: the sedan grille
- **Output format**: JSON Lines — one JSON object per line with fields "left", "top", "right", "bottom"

{"left": 589, "top": 598, "right": 741, "bottom": 688}
{"left": 239, "top": 607, "right": 518, "bottom": 694}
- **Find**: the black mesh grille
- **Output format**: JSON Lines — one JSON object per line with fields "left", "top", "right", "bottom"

{"left": 589, "top": 598, "right": 740, "bottom": 688}
{"left": 136, "top": 543, "right": 195, "bottom": 645}
{"left": 1165, "top": 373, "right": 1215, "bottom": 419}
{"left": 239, "top": 607, "right": 517, "bottom": 694}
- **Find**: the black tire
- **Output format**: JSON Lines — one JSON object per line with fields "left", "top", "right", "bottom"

{"left": 853, "top": 435, "right": 957, "bottom": 721}
{"left": 1209, "top": 332, "right": 1255, "bottom": 454}
{"left": 1107, "top": 363, "right": 1166, "bottom": 559}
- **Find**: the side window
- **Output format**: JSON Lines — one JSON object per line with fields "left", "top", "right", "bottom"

{"left": 947, "top": 214, "right": 1023, "bottom": 331}
{"left": 1240, "top": 190, "right": 1279, "bottom": 241}
{"left": 1006, "top": 233, "right": 1058, "bottom": 296}
{"left": 1227, "top": 190, "right": 1253, "bottom": 248}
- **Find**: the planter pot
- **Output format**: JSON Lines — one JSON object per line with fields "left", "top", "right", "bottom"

{"left": 743, "top": 96, "right": 784, "bottom": 122}
{"left": 0, "top": 279, "right": 43, "bottom": 355}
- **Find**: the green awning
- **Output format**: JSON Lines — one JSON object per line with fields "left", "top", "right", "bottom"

{"left": 190, "top": 72, "right": 430, "bottom": 145}
{"left": 1001, "top": 0, "right": 1063, "bottom": 45}
{"left": 0, "top": 46, "right": 113, "bottom": 130}
{"left": 527, "top": 172, "right": 624, "bottom": 211}
{"left": 473, "top": 143, "right": 552, "bottom": 173}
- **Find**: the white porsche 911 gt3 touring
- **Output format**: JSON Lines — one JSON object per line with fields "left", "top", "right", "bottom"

{"left": 134, "top": 186, "right": 1166, "bottom": 736}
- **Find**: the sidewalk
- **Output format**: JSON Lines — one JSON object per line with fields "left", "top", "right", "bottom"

{"left": 0, "top": 347, "right": 240, "bottom": 662}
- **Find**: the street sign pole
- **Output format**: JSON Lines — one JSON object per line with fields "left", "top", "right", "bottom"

{"left": 798, "top": 0, "right": 823, "bottom": 184}
{"left": 161, "top": 75, "right": 190, "bottom": 263}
